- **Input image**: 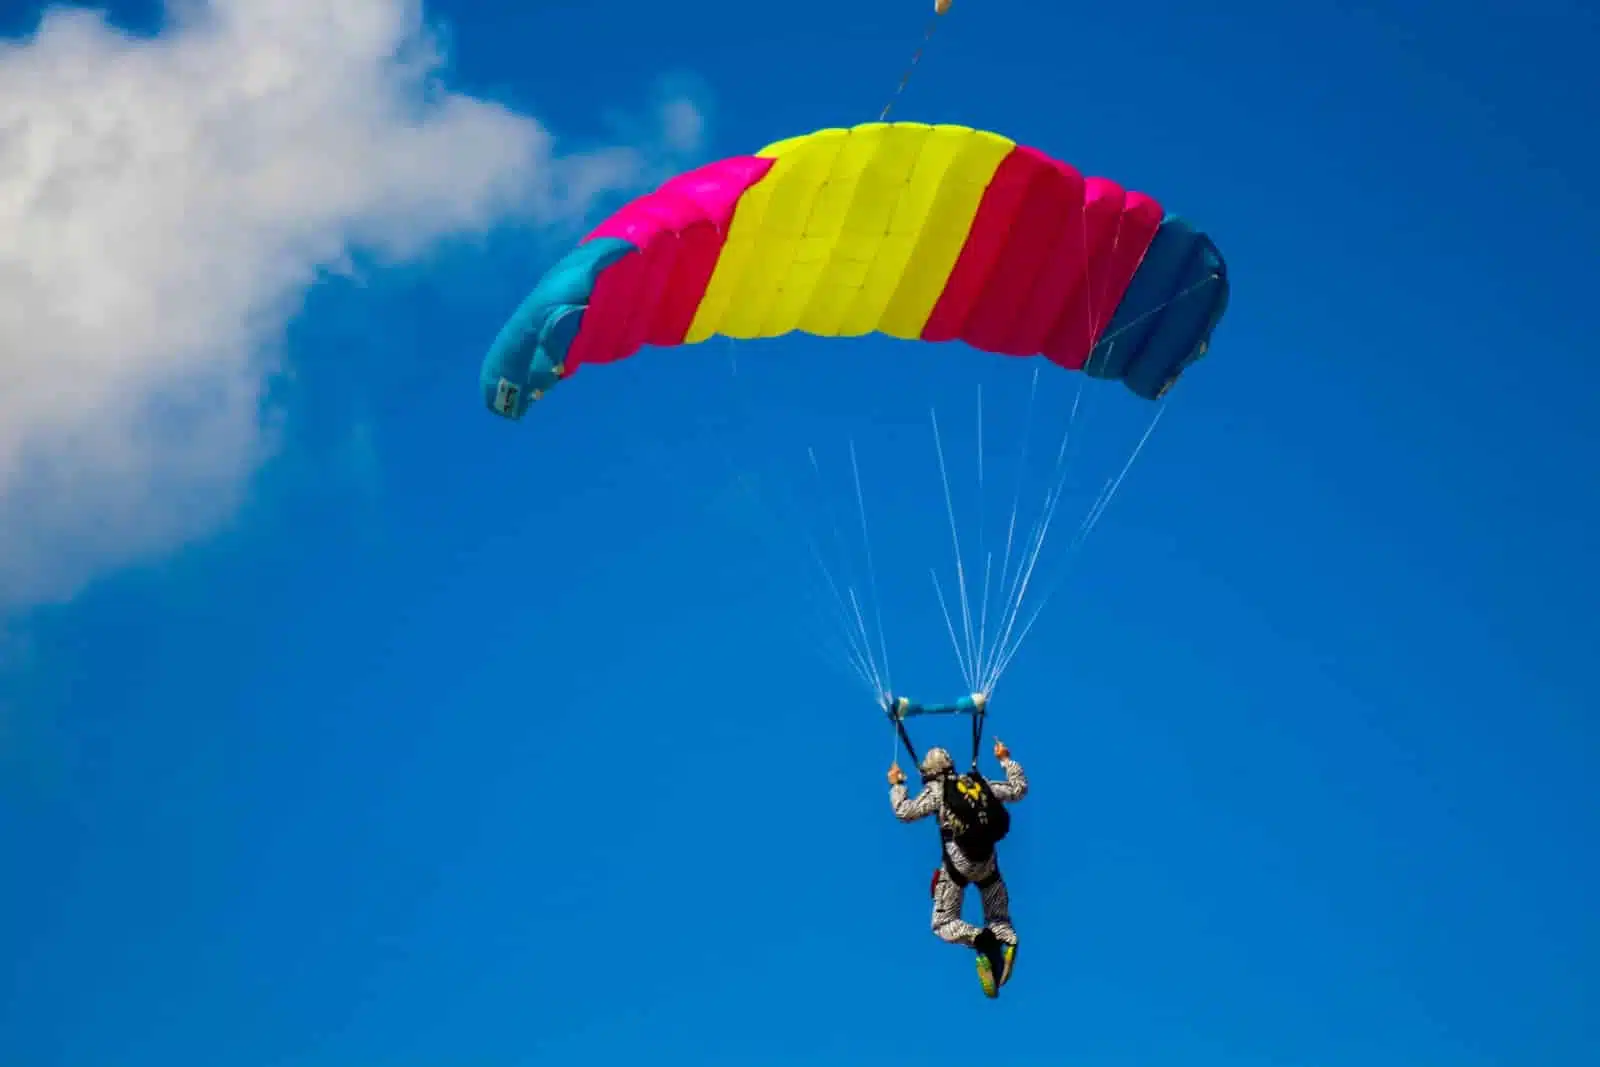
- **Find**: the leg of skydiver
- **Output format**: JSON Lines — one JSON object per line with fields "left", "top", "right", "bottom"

{"left": 933, "top": 867, "right": 1003, "bottom": 998}
{"left": 977, "top": 871, "right": 1018, "bottom": 986}
{"left": 931, "top": 868, "right": 981, "bottom": 946}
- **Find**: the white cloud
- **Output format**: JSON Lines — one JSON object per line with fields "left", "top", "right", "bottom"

{"left": 0, "top": 0, "right": 705, "bottom": 611}
{"left": 661, "top": 97, "right": 706, "bottom": 153}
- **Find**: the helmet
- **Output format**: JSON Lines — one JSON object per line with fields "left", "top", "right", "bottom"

{"left": 919, "top": 747, "right": 953, "bottom": 779}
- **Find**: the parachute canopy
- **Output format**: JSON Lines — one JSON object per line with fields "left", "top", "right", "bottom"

{"left": 481, "top": 122, "right": 1229, "bottom": 419}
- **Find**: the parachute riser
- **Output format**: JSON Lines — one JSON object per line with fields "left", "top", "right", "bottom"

{"left": 886, "top": 693, "right": 988, "bottom": 774}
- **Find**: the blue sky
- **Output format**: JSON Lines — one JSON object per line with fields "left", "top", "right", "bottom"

{"left": 3, "top": 1, "right": 1597, "bottom": 1065}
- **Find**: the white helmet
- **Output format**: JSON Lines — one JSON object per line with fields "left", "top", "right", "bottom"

{"left": 919, "top": 746, "right": 954, "bottom": 778}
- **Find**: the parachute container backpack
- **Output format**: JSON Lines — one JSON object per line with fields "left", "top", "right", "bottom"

{"left": 941, "top": 770, "right": 1009, "bottom": 860}
{"left": 478, "top": 122, "right": 1230, "bottom": 419}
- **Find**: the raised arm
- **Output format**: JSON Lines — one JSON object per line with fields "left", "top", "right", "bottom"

{"left": 888, "top": 769, "right": 942, "bottom": 822}
{"left": 986, "top": 739, "right": 1028, "bottom": 803}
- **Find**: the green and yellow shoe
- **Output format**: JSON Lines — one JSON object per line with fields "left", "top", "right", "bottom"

{"left": 976, "top": 953, "right": 999, "bottom": 998}
{"left": 999, "top": 941, "right": 1017, "bottom": 986}
{"left": 972, "top": 929, "right": 1005, "bottom": 998}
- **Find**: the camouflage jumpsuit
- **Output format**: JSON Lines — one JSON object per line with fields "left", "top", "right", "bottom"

{"left": 889, "top": 757, "right": 1028, "bottom": 947}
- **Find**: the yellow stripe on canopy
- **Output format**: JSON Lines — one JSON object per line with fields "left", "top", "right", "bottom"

{"left": 683, "top": 123, "right": 1015, "bottom": 345}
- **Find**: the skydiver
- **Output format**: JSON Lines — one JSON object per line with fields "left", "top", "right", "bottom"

{"left": 888, "top": 733, "right": 1028, "bottom": 998}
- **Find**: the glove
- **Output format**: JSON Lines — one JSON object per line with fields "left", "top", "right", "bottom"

{"left": 993, "top": 737, "right": 1010, "bottom": 761}
{"left": 888, "top": 762, "right": 907, "bottom": 786}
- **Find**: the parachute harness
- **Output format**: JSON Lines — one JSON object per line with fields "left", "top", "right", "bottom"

{"left": 887, "top": 693, "right": 988, "bottom": 775}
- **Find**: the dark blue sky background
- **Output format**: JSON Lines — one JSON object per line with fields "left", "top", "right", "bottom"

{"left": 3, "top": 1, "right": 1596, "bottom": 1065}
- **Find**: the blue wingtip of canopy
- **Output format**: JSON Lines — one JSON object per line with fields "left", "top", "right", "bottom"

{"left": 479, "top": 237, "right": 638, "bottom": 419}
{"left": 1092, "top": 216, "right": 1230, "bottom": 401}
